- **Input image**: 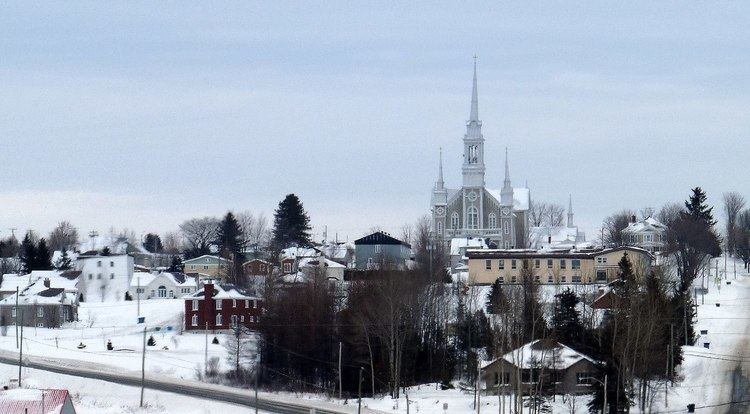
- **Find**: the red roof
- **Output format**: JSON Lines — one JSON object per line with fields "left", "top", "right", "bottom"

{"left": 0, "top": 389, "right": 74, "bottom": 414}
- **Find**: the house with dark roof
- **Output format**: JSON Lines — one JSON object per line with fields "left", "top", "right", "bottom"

{"left": 354, "top": 231, "right": 412, "bottom": 270}
{"left": 0, "top": 276, "right": 78, "bottom": 328}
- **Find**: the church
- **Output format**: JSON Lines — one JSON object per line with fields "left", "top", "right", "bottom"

{"left": 431, "top": 62, "right": 531, "bottom": 249}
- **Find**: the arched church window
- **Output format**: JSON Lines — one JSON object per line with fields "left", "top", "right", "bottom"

{"left": 488, "top": 213, "right": 497, "bottom": 229}
{"left": 451, "top": 212, "right": 459, "bottom": 229}
{"left": 503, "top": 220, "right": 510, "bottom": 234}
{"left": 468, "top": 145, "right": 478, "bottom": 164}
{"left": 436, "top": 221, "right": 443, "bottom": 235}
{"left": 467, "top": 206, "right": 478, "bottom": 229}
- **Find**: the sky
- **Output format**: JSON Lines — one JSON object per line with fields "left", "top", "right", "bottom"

{"left": 1, "top": 2, "right": 749, "bottom": 243}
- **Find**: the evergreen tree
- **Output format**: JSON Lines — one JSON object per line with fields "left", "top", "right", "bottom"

{"left": 35, "top": 238, "right": 52, "bottom": 270}
{"left": 100, "top": 246, "right": 111, "bottom": 256}
{"left": 551, "top": 288, "right": 583, "bottom": 346}
{"left": 271, "top": 194, "right": 312, "bottom": 251}
{"left": 20, "top": 232, "right": 36, "bottom": 273}
{"left": 54, "top": 249, "right": 73, "bottom": 270}
{"left": 485, "top": 278, "right": 508, "bottom": 314}
{"left": 684, "top": 187, "right": 716, "bottom": 225}
{"left": 168, "top": 255, "right": 184, "bottom": 273}
{"left": 216, "top": 212, "right": 244, "bottom": 256}
{"left": 143, "top": 233, "right": 163, "bottom": 253}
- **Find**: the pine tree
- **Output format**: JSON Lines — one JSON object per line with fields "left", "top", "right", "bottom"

{"left": 551, "top": 288, "right": 582, "bottom": 346}
{"left": 216, "top": 212, "right": 244, "bottom": 256}
{"left": 485, "top": 278, "right": 508, "bottom": 314}
{"left": 168, "top": 255, "right": 183, "bottom": 272}
{"left": 20, "top": 232, "right": 36, "bottom": 273}
{"left": 684, "top": 187, "right": 717, "bottom": 225}
{"left": 54, "top": 249, "right": 72, "bottom": 270}
{"left": 35, "top": 238, "right": 52, "bottom": 270}
{"left": 143, "top": 233, "right": 163, "bottom": 253}
{"left": 271, "top": 194, "right": 312, "bottom": 251}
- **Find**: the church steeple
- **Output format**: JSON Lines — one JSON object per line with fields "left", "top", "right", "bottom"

{"left": 462, "top": 56, "right": 485, "bottom": 188}
{"left": 500, "top": 147, "right": 513, "bottom": 205}
{"left": 432, "top": 148, "right": 448, "bottom": 206}
{"left": 567, "top": 194, "right": 575, "bottom": 228}
{"left": 436, "top": 147, "right": 445, "bottom": 190}
{"left": 469, "top": 57, "right": 479, "bottom": 122}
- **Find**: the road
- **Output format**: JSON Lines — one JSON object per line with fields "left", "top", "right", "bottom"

{"left": 0, "top": 350, "right": 382, "bottom": 414}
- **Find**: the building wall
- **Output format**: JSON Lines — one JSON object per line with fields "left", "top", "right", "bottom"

{"left": 77, "top": 255, "right": 134, "bottom": 302}
{"left": 128, "top": 274, "right": 197, "bottom": 300}
{"left": 355, "top": 244, "right": 409, "bottom": 270}
{"left": 480, "top": 358, "right": 597, "bottom": 396}
{"left": 0, "top": 303, "right": 77, "bottom": 328}
{"left": 184, "top": 293, "right": 262, "bottom": 331}
{"left": 243, "top": 260, "right": 271, "bottom": 277}
{"left": 468, "top": 249, "right": 652, "bottom": 285}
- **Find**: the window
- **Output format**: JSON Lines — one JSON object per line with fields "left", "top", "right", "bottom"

{"left": 215, "top": 314, "right": 222, "bottom": 326}
{"left": 511, "top": 275, "right": 517, "bottom": 283}
{"left": 37, "top": 308, "right": 43, "bottom": 317}
{"left": 283, "top": 263, "right": 291, "bottom": 273}
{"left": 498, "top": 259, "right": 504, "bottom": 270}
{"left": 191, "top": 314, "right": 198, "bottom": 326}
{"left": 488, "top": 213, "right": 497, "bottom": 229}
{"left": 596, "top": 270, "right": 607, "bottom": 282}
{"left": 547, "top": 259, "right": 553, "bottom": 269}
{"left": 63, "top": 308, "right": 69, "bottom": 320}
{"left": 467, "top": 206, "right": 478, "bottom": 230}
{"left": 169, "top": 290, "right": 174, "bottom": 298}
{"left": 109, "top": 273, "right": 114, "bottom": 279}
{"left": 203, "top": 265, "right": 208, "bottom": 270}
{"left": 150, "top": 290, "right": 155, "bottom": 298}
{"left": 451, "top": 212, "right": 459, "bottom": 229}
{"left": 97, "top": 261, "right": 102, "bottom": 267}
{"left": 572, "top": 274, "right": 581, "bottom": 283}
{"left": 245, "top": 300, "right": 249, "bottom": 308}
{"left": 576, "top": 373, "right": 593, "bottom": 385}
{"left": 494, "top": 372, "right": 510, "bottom": 385}
{"left": 215, "top": 299, "right": 222, "bottom": 310}
{"left": 37, "top": 323, "right": 44, "bottom": 328}
{"left": 521, "top": 370, "right": 539, "bottom": 383}
{"left": 11, "top": 307, "right": 16, "bottom": 318}
{"left": 252, "top": 300, "right": 257, "bottom": 309}
{"left": 192, "top": 300, "right": 199, "bottom": 311}
{"left": 522, "top": 260, "right": 529, "bottom": 269}
{"left": 511, "top": 260, "right": 517, "bottom": 270}
{"left": 561, "top": 275, "right": 567, "bottom": 283}
{"left": 190, "top": 265, "right": 196, "bottom": 270}
{"left": 375, "top": 245, "right": 382, "bottom": 253}
{"left": 504, "top": 241, "right": 510, "bottom": 249}
{"left": 485, "top": 260, "right": 492, "bottom": 270}
{"left": 232, "top": 299, "right": 237, "bottom": 308}
{"left": 572, "top": 259, "right": 581, "bottom": 270}
{"left": 110, "top": 261, "right": 114, "bottom": 267}
{"left": 97, "top": 273, "right": 102, "bottom": 279}
{"left": 503, "top": 220, "right": 509, "bottom": 234}
{"left": 534, "top": 259, "right": 540, "bottom": 269}
{"left": 547, "top": 274, "right": 554, "bottom": 283}
{"left": 88, "top": 274, "right": 93, "bottom": 280}
{"left": 560, "top": 260, "right": 566, "bottom": 269}
{"left": 437, "top": 221, "right": 443, "bottom": 235}
{"left": 231, "top": 315, "right": 238, "bottom": 327}
{"left": 241, "top": 315, "right": 245, "bottom": 322}
{"left": 534, "top": 274, "right": 540, "bottom": 282}
{"left": 468, "top": 145, "right": 478, "bottom": 163}
{"left": 596, "top": 257, "right": 607, "bottom": 264}
{"left": 497, "top": 276, "right": 504, "bottom": 284}
{"left": 260, "top": 264, "right": 266, "bottom": 272}
{"left": 158, "top": 286, "right": 167, "bottom": 298}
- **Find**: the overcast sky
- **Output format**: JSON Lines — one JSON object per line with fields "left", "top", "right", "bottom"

{"left": 2, "top": 2, "right": 749, "bottom": 243}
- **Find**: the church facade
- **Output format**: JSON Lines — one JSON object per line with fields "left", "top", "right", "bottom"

{"left": 431, "top": 62, "right": 530, "bottom": 249}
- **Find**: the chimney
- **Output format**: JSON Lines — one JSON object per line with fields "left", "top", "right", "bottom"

{"left": 204, "top": 282, "right": 215, "bottom": 299}
{"left": 43, "top": 278, "right": 51, "bottom": 288}
{"left": 548, "top": 236, "right": 552, "bottom": 244}
{"left": 631, "top": 215, "right": 636, "bottom": 223}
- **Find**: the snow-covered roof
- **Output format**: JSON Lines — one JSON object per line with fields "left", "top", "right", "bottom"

{"left": 182, "top": 255, "right": 231, "bottom": 265}
{"left": 0, "top": 271, "right": 80, "bottom": 294}
{"left": 623, "top": 217, "right": 667, "bottom": 234}
{"left": 528, "top": 226, "right": 585, "bottom": 250}
{"left": 130, "top": 271, "right": 197, "bottom": 288}
{"left": 482, "top": 340, "right": 595, "bottom": 370}
{"left": 0, "top": 388, "right": 72, "bottom": 414}
{"left": 298, "top": 257, "right": 346, "bottom": 269}
{"left": 486, "top": 187, "right": 530, "bottom": 211}
{"left": 280, "top": 247, "right": 320, "bottom": 260}
{"left": 0, "top": 274, "right": 35, "bottom": 293}
{"left": 450, "top": 237, "right": 490, "bottom": 256}
{"left": 0, "top": 277, "right": 77, "bottom": 305}
{"left": 189, "top": 282, "right": 258, "bottom": 300}
{"left": 318, "top": 242, "right": 352, "bottom": 260}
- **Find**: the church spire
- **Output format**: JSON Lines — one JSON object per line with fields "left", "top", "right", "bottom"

{"left": 500, "top": 147, "right": 513, "bottom": 205}
{"left": 567, "top": 194, "right": 575, "bottom": 228}
{"left": 503, "top": 147, "right": 511, "bottom": 188}
{"left": 436, "top": 147, "right": 445, "bottom": 189}
{"left": 469, "top": 55, "right": 479, "bottom": 122}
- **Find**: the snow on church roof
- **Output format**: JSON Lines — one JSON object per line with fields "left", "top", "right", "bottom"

{"left": 486, "top": 187, "right": 530, "bottom": 211}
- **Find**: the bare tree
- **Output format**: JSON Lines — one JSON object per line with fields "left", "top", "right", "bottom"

{"left": 237, "top": 211, "right": 271, "bottom": 251}
{"left": 657, "top": 202, "right": 683, "bottom": 227}
{"left": 528, "top": 201, "right": 565, "bottom": 227}
{"left": 179, "top": 217, "right": 219, "bottom": 258}
{"left": 639, "top": 207, "right": 655, "bottom": 220}
{"left": 723, "top": 192, "right": 746, "bottom": 255}
{"left": 161, "top": 231, "right": 183, "bottom": 254}
{"left": 48, "top": 221, "right": 79, "bottom": 252}
{"left": 602, "top": 210, "right": 635, "bottom": 246}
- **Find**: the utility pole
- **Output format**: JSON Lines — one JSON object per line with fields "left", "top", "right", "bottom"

{"left": 140, "top": 325, "right": 146, "bottom": 407}
{"left": 137, "top": 275, "right": 141, "bottom": 319}
{"left": 669, "top": 324, "right": 675, "bottom": 386}
{"left": 254, "top": 364, "right": 259, "bottom": 414}
{"left": 18, "top": 312, "right": 23, "bottom": 387}
{"left": 603, "top": 374, "right": 607, "bottom": 414}
{"left": 338, "top": 341, "right": 343, "bottom": 399}
{"left": 358, "top": 367, "right": 363, "bottom": 414}
{"left": 665, "top": 343, "right": 669, "bottom": 407}
{"left": 15, "top": 286, "right": 19, "bottom": 349}
{"left": 204, "top": 322, "right": 208, "bottom": 378}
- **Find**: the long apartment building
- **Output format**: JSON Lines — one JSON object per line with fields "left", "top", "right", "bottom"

{"left": 467, "top": 246, "right": 653, "bottom": 285}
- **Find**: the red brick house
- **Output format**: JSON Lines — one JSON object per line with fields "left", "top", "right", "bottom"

{"left": 184, "top": 282, "right": 262, "bottom": 331}
{"left": 242, "top": 259, "right": 272, "bottom": 277}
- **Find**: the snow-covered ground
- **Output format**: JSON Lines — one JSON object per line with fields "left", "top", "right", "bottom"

{"left": 0, "top": 299, "right": 253, "bottom": 380}
{"left": 0, "top": 364, "right": 267, "bottom": 413}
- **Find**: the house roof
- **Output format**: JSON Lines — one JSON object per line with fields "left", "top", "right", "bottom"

{"left": 298, "top": 257, "right": 346, "bottom": 269}
{"left": 130, "top": 271, "right": 196, "bottom": 288}
{"left": 280, "top": 246, "right": 320, "bottom": 260}
{"left": 242, "top": 258, "right": 270, "bottom": 266}
{"left": 354, "top": 231, "right": 411, "bottom": 247}
{"left": 482, "top": 339, "right": 596, "bottom": 371}
{"left": 0, "top": 273, "right": 79, "bottom": 306}
{"left": 467, "top": 245, "right": 654, "bottom": 260}
{"left": 0, "top": 388, "right": 73, "bottom": 414}
{"left": 188, "top": 282, "right": 259, "bottom": 300}
{"left": 450, "top": 237, "right": 489, "bottom": 256}
{"left": 182, "top": 255, "right": 231, "bottom": 265}
{"left": 623, "top": 217, "right": 667, "bottom": 234}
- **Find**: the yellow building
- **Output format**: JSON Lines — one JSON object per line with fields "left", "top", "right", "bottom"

{"left": 467, "top": 246, "right": 653, "bottom": 285}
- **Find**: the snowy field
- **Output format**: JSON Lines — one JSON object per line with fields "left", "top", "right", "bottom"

{"left": 0, "top": 299, "right": 253, "bottom": 380}
{"left": 0, "top": 364, "right": 267, "bottom": 413}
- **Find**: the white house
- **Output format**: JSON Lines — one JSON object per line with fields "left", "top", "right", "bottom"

{"left": 298, "top": 257, "right": 346, "bottom": 281}
{"left": 622, "top": 216, "right": 667, "bottom": 253}
{"left": 76, "top": 254, "right": 134, "bottom": 302}
{"left": 128, "top": 271, "right": 199, "bottom": 300}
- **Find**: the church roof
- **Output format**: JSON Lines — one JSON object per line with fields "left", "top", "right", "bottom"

{"left": 486, "top": 187, "right": 530, "bottom": 211}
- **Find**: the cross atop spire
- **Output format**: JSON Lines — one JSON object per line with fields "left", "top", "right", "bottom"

{"left": 469, "top": 55, "right": 479, "bottom": 122}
